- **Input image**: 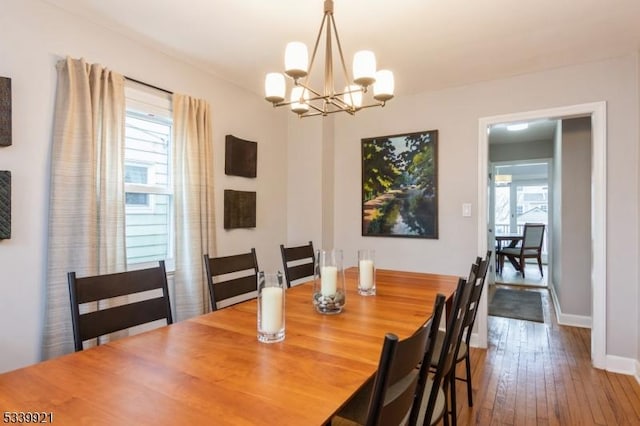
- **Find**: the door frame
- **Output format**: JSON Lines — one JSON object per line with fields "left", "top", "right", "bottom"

{"left": 476, "top": 101, "right": 607, "bottom": 368}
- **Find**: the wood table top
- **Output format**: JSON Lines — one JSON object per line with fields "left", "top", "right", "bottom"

{"left": 0, "top": 268, "right": 459, "bottom": 425}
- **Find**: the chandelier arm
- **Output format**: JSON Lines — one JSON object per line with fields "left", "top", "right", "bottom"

{"left": 307, "top": 103, "right": 327, "bottom": 114}
{"left": 329, "top": 13, "right": 354, "bottom": 102}
{"left": 358, "top": 101, "right": 387, "bottom": 109}
{"left": 294, "top": 81, "right": 323, "bottom": 99}
{"left": 303, "top": 12, "right": 329, "bottom": 89}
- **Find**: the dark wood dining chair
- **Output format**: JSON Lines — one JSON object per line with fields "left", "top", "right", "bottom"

{"left": 497, "top": 223, "right": 545, "bottom": 277}
{"left": 429, "top": 253, "right": 491, "bottom": 419}
{"left": 332, "top": 294, "right": 446, "bottom": 426}
{"left": 420, "top": 275, "right": 474, "bottom": 426}
{"left": 280, "top": 241, "right": 315, "bottom": 288}
{"left": 67, "top": 260, "right": 173, "bottom": 352}
{"left": 203, "top": 249, "right": 259, "bottom": 311}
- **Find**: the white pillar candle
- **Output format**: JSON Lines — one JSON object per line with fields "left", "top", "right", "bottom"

{"left": 320, "top": 266, "right": 338, "bottom": 296}
{"left": 261, "top": 287, "right": 283, "bottom": 333}
{"left": 359, "top": 259, "right": 374, "bottom": 289}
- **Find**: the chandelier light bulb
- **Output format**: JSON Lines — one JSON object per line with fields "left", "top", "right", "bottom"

{"left": 353, "top": 50, "right": 377, "bottom": 87}
{"left": 265, "top": 73, "right": 286, "bottom": 103}
{"left": 285, "top": 42, "right": 309, "bottom": 79}
{"left": 373, "top": 70, "right": 394, "bottom": 102}
{"left": 290, "top": 86, "right": 309, "bottom": 114}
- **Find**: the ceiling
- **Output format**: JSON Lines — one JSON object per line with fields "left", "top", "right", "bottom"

{"left": 489, "top": 119, "right": 558, "bottom": 145}
{"left": 43, "top": 0, "right": 640, "bottom": 99}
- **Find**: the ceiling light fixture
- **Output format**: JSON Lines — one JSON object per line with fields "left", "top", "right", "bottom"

{"left": 264, "top": 0, "right": 394, "bottom": 118}
{"left": 506, "top": 123, "right": 529, "bottom": 131}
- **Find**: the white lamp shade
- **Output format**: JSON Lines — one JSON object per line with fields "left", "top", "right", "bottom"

{"left": 265, "top": 73, "right": 286, "bottom": 103}
{"left": 343, "top": 85, "right": 362, "bottom": 108}
{"left": 285, "top": 42, "right": 309, "bottom": 79}
{"left": 353, "top": 50, "right": 376, "bottom": 87}
{"left": 290, "top": 86, "right": 309, "bottom": 114}
{"left": 373, "top": 70, "right": 394, "bottom": 102}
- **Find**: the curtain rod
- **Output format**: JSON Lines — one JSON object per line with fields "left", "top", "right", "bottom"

{"left": 125, "top": 76, "right": 173, "bottom": 95}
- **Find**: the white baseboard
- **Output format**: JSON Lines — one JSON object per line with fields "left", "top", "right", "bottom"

{"left": 469, "top": 332, "right": 483, "bottom": 349}
{"left": 549, "top": 284, "right": 592, "bottom": 328}
{"left": 636, "top": 360, "right": 640, "bottom": 385}
{"left": 604, "top": 355, "right": 638, "bottom": 376}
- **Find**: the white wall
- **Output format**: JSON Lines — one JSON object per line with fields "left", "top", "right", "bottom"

{"left": 325, "top": 55, "right": 639, "bottom": 360}
{"left": 286, "top": 116, "right": 323, "bottom": 250}
{"left": 556, "top": 117, "right": 592, "bottom": 316}
{"left": 489, "top": 139, "right": 554, "bottom": 162}
{"left": 0, "top": 0, "right": 288, "bottom": 372}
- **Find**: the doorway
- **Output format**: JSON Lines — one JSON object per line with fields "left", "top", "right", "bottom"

{"left": 475, "top": 102, "right": 607, "bottom": 368}
{"left": 491, "top": 160, "right": 551, "bottom": 287}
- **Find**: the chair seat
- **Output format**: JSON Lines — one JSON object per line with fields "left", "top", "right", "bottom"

{"left": 429, "top": 330, "right": 467, "bottom": 367}
{"left": 499, "top": 247, "right": 540, "bottom": 256}
{"left": 416, "top": 378, "right": 447, "bottom": 426}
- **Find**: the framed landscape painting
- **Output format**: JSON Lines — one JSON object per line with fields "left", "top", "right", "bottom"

{"left": 362, "top": 130, "right": 438, "bottom": 238}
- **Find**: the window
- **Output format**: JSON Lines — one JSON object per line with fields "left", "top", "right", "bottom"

{"left": 124, "top": 84, "right": 173, "bottom": 268}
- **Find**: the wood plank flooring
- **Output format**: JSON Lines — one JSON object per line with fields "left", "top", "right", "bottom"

{"left": 456, "top": 284, "right": 640, "bottom": 425}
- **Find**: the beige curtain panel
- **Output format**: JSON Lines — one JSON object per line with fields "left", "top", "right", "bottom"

{"left": 172, "top": 94, "right": 216, "bottom": 320}
{"left": 42, "top": 57, "right": 126, "bottom": 359}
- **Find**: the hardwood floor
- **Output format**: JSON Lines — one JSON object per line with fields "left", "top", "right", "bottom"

{"left": 495, "top": 262, "right": 548, "bottom": 287}
{"left": 456, "top": 284, "right": 640, "bottom": 425}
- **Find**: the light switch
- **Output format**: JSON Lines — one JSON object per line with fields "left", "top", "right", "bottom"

{"left": 462, "top": 203, "right": 472, "bottom": 217}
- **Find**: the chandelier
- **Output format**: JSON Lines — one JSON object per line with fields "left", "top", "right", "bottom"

{"left": 264, "top": 0, "right": 394, "bottom": 118}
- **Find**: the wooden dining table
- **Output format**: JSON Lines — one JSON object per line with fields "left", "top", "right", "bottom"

{"left": 0, "top": 268, "right": 459, "bottom": 425}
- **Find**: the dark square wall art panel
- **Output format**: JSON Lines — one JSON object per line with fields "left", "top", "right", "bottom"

{"left": 225, "top": 135, "right": 257, "bottom": 178}
{"left": 0, "top": 171, "right": 11, "bottom": 239}
{"left": 224, "top": 190, "right": 256, "bottom": 229}
{"left": 0, "top": 77, "right": 11, "bottom": 146}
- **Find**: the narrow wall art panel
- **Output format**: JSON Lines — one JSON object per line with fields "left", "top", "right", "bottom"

{"left": 225, "top": 135, "right": 257, "bottom": 178}
{"left": 0, "top": 171, "right": 11, "bottom": 239}
{"left": 0, "top": 77, "right": 11, "bottom": 146}
{"left": 224, "top": 190, "right": 256, "bottom": 229}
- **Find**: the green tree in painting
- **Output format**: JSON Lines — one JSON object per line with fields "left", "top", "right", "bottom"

{"left": 362, "top": 138, "right": 401, "bottom": 201}
{"left": 400, "top": 132, "right": 435, "bottom": 197}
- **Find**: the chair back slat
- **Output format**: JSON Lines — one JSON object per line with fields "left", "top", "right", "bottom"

{"left": 282, "top": 243, "right": 314, "bottom": 262}
{"left": 286, "top": 263, "right": 315, "bottom": 283}
{"left": 204, "top": 249, "right": 259, "bottom": 310}
{"left": 280, "top": 241, "right": 315, "bottom": 288}
{"left": 78, "top": 297, "right": 170, "bottom": 342}
{"left": 67, "top": 260, "right": 173, "bottom": 352}
{"left": 73, "top": 264, "right": 168, "bottom": 304}
{"left": 213, "top": 275, "right": 258, "bottom": 300}
{"left": 209, "top": 252, "right": 258, "bottom": 275}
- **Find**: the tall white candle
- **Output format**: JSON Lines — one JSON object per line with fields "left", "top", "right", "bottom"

{"left": 320, "top": 266, "right": 338, "bottom": 296}
{"left": 359, "top": 259, "right": 374, "bottom": 289}
{"left": 261, "top": 287, "right": 283, "bottom": 333}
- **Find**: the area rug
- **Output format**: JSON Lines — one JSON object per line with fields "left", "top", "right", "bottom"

{"left": 488, "top": 288, "right": 544, "bottom": 323}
